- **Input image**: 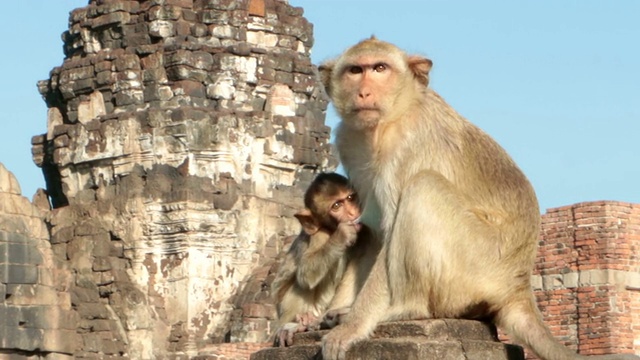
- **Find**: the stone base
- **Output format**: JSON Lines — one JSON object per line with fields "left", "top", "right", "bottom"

{"left": 251, "top": 319, "right": 524, "bottom": 360}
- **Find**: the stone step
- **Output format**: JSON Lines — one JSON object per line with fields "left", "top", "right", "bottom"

{"left": 348, "top": 338, "right": 523, "bottom": 360}
{"left": 251, "top": 319, "right": 524, "bottom": 360}
{"left": 292, "top": 319, "right": 499, "bottom": 346}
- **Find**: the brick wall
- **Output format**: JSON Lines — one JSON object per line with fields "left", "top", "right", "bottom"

{"left": 523, "top": 201, "right": 640, "bottom": 357}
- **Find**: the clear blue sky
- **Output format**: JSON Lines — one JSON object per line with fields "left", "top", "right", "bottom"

{"left": 0, "top": 1, "right": 638, "bottom": 212}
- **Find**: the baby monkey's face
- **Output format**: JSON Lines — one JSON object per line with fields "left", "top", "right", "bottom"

{"left": 329, "top": 191, "right": 361, "bottom": 230}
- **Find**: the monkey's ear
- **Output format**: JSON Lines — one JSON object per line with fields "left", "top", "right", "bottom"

{"left": 407, "top": 56, "right": 433, "bottom": 86}
{"left": 294, "top": 209, "right": 321, "bottom": 235}
{"left": 318, "top": 61, "right": 335, "bottom": 98}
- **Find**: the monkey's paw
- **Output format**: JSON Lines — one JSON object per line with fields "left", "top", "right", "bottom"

{"left": 321, "top": 324, "right": 367, "bottom": 360}
{"left": 320, "top": 307, "right": 351, "bottom": 329}
{"left": 273, "top": 322, "right": 307, "bottom": 347}
{"left": 336, "top": 221, "right": 358, "bottom": 247}
{"left": 296, "top": 311, "right": 319, "bottom": 327}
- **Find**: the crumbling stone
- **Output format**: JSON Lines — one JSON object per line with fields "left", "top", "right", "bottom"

{"left": 0, "top": 164, "right": 78, "bottom": 357}
{"left": 22, "top": 0, "right": 334, "bottom": 358}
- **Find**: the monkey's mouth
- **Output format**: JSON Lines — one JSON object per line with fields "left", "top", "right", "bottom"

{"left": 349, "top": 105, "right": 379, "bottom": 113}
{"left": 354, "top": 107, "right": 378, "bottom": 112}
{"left": 351, "top": 216, "right": 363, "bottom": 231}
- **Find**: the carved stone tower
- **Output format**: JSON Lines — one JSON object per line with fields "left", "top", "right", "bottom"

{"left": 30, "top": 0, "right": 334, "bottom": 357}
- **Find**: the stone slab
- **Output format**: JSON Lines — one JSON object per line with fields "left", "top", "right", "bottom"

{"left": 250, "top": 320, "right": 524, "bottom": 360}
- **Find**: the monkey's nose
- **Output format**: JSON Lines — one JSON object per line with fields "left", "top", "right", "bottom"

{"left": 358, "top": 89, "right": 371, "bottom": 99}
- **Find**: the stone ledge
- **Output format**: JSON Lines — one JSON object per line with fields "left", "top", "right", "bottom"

{"left": 250, "top": 319, "right": 524, "bottom": 360}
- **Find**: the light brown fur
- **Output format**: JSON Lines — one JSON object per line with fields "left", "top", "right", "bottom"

{"left": 271, "top": 173, "right": 380, "bottom": 347}
{"left": 319, "top": 38, "right": 639, "bottom": 360}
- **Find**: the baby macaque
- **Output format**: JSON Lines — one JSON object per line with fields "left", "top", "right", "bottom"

{"left": 271, "top": 172, "right": 379, "bottom": 347}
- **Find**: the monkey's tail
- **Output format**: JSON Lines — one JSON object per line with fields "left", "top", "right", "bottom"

{"left": 497, "top": 295, "right": 640, "bottom": 360}
{"left": 495, "top": 294, "right": 578, "bottom": 360}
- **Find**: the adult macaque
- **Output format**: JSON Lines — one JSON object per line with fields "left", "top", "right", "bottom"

{"left": 271, "top": 173, "right": 379, "bottom": 347}
{"left": 318, "top": 37, "right": 639, "bottom": 360}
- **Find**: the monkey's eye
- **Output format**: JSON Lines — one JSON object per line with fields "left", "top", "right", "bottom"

{"left": 348, "top": 66, "right": 363, "bottom": 74}
{"left": 331, "top": 201, "right": 342, "bottom": 212}
{"left": 373, "top": 63, "right": 387, "bottom": 72}
{"left": 346, "top": 193, "right": 358, "bottom": 202}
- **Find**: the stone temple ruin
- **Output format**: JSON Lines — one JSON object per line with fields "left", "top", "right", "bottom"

{"left": 4, "top": 0, "right": 334, "bottom": 358}
{"left": 1, "top": 0, "right": 639, "bottom": 359}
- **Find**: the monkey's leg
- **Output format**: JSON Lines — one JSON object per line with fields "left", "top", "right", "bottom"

{"left": 385, "top": 170, "right": 497, "bottom": 317}
{"left": 322, "top": 244, "right": 391, "bottom": 360}
{"left": 326, "top": 255, "right": 360, "bottom": 311}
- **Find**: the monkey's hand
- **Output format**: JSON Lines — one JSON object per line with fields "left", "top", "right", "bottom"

{"left": 274, "top": 322, "right": 307, "bottom": 347}
{"left": 296, "top": 311, "right": 319, "bottom": 329}
{"left": 320, "top": 306, "right": 351, "bottom": 329}
{"left": 322, "top": 322, "right": 368, "bottom": 360}
{"left": 335, "top": 221, "right": 358, "bottom": 247}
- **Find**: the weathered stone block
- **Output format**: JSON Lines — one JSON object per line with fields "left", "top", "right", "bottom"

{"left": 93, "top": 239, "right": 112, "bottom": 259}
{"left": 143, "top": 67, "right": 169, "bottom": 83}
{"left": 211, "top": 24, "right": 238, "bottom": 40}
{"left": 0, "top": 243, "right": 6, "bottom": 262}
{"left": 92, "top": 257, "right": 112, "bottom": 272}
{"left": 149, "top": 5, "right": 183, "bottom": 21}
{"left": 200, "top": 9, "right": 229, "bottom": 24}
{"left": 0, "top": 305, "right": 19, "bottom": 326}
{"left": 150, "top": 20, "right": 176, "bottom": 38}
{"left": 91, "top": 12, "right": 132, "bottom": 28}
{"left": 171, "top": 107, "right": 212, "bottom": 122}
{"left": 17, "top": 306, "right": 79, "bottom": 330}
{"left": 140, "top": 52, "right": 163, "bottom": 70}
{"left": 76, "top": 303, "right": 111, "bottom": 320}
{"left": 102, "top": 337, "right": 127, "bottom": 355}
{"left": 274, "top": 71, "right": 294, "bottom": 85}
{"left": 3, "top": 264, "right": 38, "bottom": 284}
{"left": 114, "top": 89, "right": 144, "bottom": 106}
{"left": 72, "top": 78, "right": 96, "bottom": 96}
{"left": 79, "top": 319, "right": 104, "bottom": 332}
{"left": 226, "top": 41, "right": 252, "bottom": 56}
{"left": 173, "top": 80, "right": 206, "bottom": 98}
{"left": 42, "top": 329, "right": 81, "bottom": 354}
{"left": 114, "top": 54, "right": 141, "bottom": 71}
{"left": 207, "top": 80, "right": 235, "bottom": 100}
{"left": 175, "top": 20, "right": 191, "bottom": 36}
{"left": 94, "top": 271, "right": 115, "bottom": 286}
{"left": 0, "top": 326, "right": 44, "bottom": 352}
{"left": 166, "top": 65, "right": 208, "bottom": 82}
{"left": 198, "top": 0, "right": 240, "bottom": 11}
{"left": 192, "top": 23, "right": 208, "bottom": 37}
{"left": 81, "top": 332, "right": 104, "bottom": 353}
